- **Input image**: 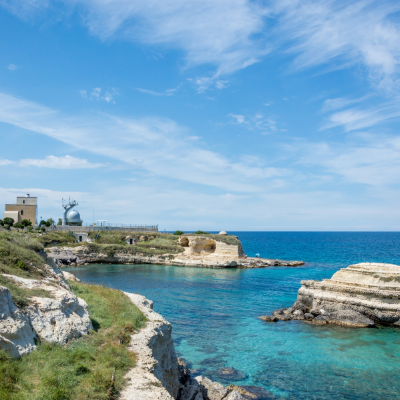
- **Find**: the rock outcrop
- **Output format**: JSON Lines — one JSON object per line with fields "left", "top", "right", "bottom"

{"left": 0, "top": 265, "right": 92, "bottom": 357}
{"left": 0, "top": 285, "right": 37, "bottom": 358}
{"left": 121, "top": 293, "right": 250, "bottom": 400}
{"left": 48, "top": 243, "right": 304, "bottom": 269}
{"left": 120, "top": 293, "right": 180, "bottom": 400}
{"left": 264, "top": 262, "right": 400, "bottom": 328}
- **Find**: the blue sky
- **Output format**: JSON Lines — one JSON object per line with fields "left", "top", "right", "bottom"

{"left": 1, "top": 0, "right": 400, "bottom": 230}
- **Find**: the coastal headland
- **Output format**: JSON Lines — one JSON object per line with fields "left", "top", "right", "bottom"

{"left": 41, "top": 231, "right": 304, "bottom": 268}
{"left": 0, "top": 230, "right": 271, "bottom": 400}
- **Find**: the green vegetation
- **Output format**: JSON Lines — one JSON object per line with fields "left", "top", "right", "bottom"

{"left": 0, "top": 275, "right": 52, "bottom": 307}
{"left": 0, "top": 231, "right": 48, "bottom": 280}
{"left": 185, "top": 233, "right": 240, "bottom": 245}
{"left": 21, "top": 220, "right": 32, "bottom": 227}
{"left": 194, "top": 230, "right": 210, "bottom": 234}
{"left": 3, "top": 217, "right": 14, "bottom": 227}
{"left": 37, "top": 231, "right": 77, "bottom": 247}
{"left": 13, "top": 223, "right": 24, "bottom": 229}
{"left": 0, "top": 281, "right": 147, "bottom": 400}
{"left": 173, "top": 230, "right": 184, "bottom": 235}
{"left": 57, "top": 218, "right": 62, "bottom": 225}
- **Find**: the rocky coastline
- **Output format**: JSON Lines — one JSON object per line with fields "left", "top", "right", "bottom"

{"left": 47, "top": 245, "right": 304, "bottom": 269}
{"left": 122, "top": 292, "right": 269, "bottom": 400}
{"left": 261, "top": 262, "right": 400, "bottom": 328}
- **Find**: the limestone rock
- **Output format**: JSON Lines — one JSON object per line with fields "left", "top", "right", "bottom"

{"left": 0, "top": 285, "right": 36, "bottom": 358}
{"left": 272, "top": 262, "right": 400, "bottom": 328}
{"left": 310, "top": 315, "right": 327, "bottom": 325}
{"left": 199, "top": 377, "right": 229, "bottom": 400}
{"left": 48, "top": 245, "right": 304, "bottom": 269}
{"left": 225, "top": 390, "right": 246, "bottom": 400}
{"left": 326, "top": 310, "right": 374, "bottom": 327}
{"left": 259, "top": 315, "right": 278, "bottom": 322}
{"left": 62, "top": 271, "right": 81, "bottom": 282}
{"left": 3, "top": 274, "right": 92, "bottom": 345}
{"left": 120, "top": 293, "right": 179, "bottom": 400}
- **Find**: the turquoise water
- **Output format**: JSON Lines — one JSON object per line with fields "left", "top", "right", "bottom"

{"left": 65, "top": 232, "right": 400, "bottom": 399}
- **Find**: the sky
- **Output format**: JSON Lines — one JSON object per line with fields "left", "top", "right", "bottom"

{"left": 0, "top": 0, "right": 400, "bottom": 231}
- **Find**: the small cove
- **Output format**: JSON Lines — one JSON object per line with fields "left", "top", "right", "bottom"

{"left": 65, "top": 232, "right": 400, "bottom": 399}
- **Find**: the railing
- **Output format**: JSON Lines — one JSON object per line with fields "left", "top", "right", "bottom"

{"left": 45, "top": 225, "right": 159, "bottom": 233}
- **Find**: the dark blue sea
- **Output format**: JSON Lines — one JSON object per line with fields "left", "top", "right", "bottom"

{"left": 65, "top": 232, "right": 400, "bottom": 399}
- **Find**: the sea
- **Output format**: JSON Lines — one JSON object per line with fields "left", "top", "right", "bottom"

{"left": 64, "top": 232, "right": 400, "bottom": 400}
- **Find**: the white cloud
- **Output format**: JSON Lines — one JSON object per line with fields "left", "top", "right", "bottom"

{"left": 227, "top": 112, "right": 279, "bottom": 134}
{"left": 321, "top": 95, "right": 372, "bottom": 112}
{"left": 274, "top": 0, "right": 400, "bottom": 91}
{"left": 134, "top": 86, "right": 179, "bottom": 96}
{"left": 299, "top": 135, "right": 400, "bottom": 186}
{"left": 0, "top": 155, "right": 104, "bottom": 169}
{"left": 228, "top": 113, "right": 245, "bottom": 124}
{"left": 322, "top": 99, "right": 400, "bottom": 131}
{"left": 1, "top": 0, "right": 269, "bottom": 77}
{"left": 80, "top": 87, "right": 118, "bottom": 103}
{"left": 0, "top": 91, "right": 286, "bottom": 192}
{"left": 7, "top": 64, "right": 19, "bottom": 71}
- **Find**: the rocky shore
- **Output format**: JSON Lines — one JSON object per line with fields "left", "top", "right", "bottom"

{"left": 124, "top": 292, "right": 273, "bottom": 400}
{"left": 47, "top": 246, "right": 304, "bottom": 269}
{"left": 261, "top": 262, "right": 400, "bottom": 328}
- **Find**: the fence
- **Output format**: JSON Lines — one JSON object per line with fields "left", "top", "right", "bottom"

{"left": 45, "top": 225, "right": 159, "bottom": 233}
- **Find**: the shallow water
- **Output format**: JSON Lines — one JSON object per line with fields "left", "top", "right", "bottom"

{"left": 65, "top": 232, "right": 400, "bottom": 399}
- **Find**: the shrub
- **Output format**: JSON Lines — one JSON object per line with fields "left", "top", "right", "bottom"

{"left": 3, "top": 224, "right": 9, "bottom": 230}
{"left": 21, "top": 219, "right": 32, "bottom": 227}
{"left": 57, "top": 218, "right": 62, "bottom": 225}
{"left": 39, "top": 220, "right": 46, "bottom": 227}
{"left": 46, "top": 218, "right": 55, "bottom": 227}
{"left": 40, "top": 227, "right": 46, "bottom": 233}
{"left": 194, "top": 230, "right": 210, "bottom": 235}
{"left": 13, "top": 223, "right": 24, "bottom": 229}
{"left": 3, "top": 218, "right": 14, "bottom": 227}
{"left": 0, "top": 219, "right": 3, "bottom": 226}
{"left": 27, "top": 226, "right": 33, "bottom": 233}
{"left": 174, "top": 230, "right": 184, "bottom": 235}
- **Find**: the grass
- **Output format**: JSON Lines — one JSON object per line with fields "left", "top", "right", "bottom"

{"left": 0, "top": 275, "right": 52, "bottom": 307}
{"left": 0, "top": 281, "right": 147, "bottom": 400}
{"left": 183, "top": 233, "right": 240, "bottom": 245}
{"left": 0, "top": 231, "right": 50, "bottom": 280}
{"left": 37, "top": 231, "right": 77, "bottom": 247}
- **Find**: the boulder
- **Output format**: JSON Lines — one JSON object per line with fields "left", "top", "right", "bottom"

{"left": 199, "top": 377, "right": 229, "bottom": 400}
{"left": 310, "top": 309, "right": 320, "bottom": 316}
{"left": 304, "top": 313, "right": 314, "bottom": 320}
{"left": 292, "top": 309, "right": 304, "bottom": 320}
{"left": 310, "top": 315, "right": 327, "bottom": 325}
{"left": 292, "top": 301, "right": 308, "bottom": 313}
{"left": 259, "top": 315, "right": 278, "bottom": 322}
{"left": 326, "top": 310, "right": 375, "bottom": 328}
{"left": 0, "top": 286, "right": 36, "bottom": 358}
{"left": 276, "top": 314, "right": 292, "bottom": 321}
{"left": 225, "top": 390, "right": 246, "bottom": 400}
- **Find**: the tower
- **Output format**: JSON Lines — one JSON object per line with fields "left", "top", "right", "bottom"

{"left": 62, "top": 198, "right": 78, "bottom": 226}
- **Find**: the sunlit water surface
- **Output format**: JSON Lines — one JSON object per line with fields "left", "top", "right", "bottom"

{"left": 65, "top": 232, "right": 400, "bottom": 399}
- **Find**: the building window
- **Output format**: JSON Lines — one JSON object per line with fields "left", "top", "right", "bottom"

{"left": 21, "top": 210, "right": 24, "bottom": 215}
{"left": 23, "top": 200, "right": 25, "bottom": 204}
